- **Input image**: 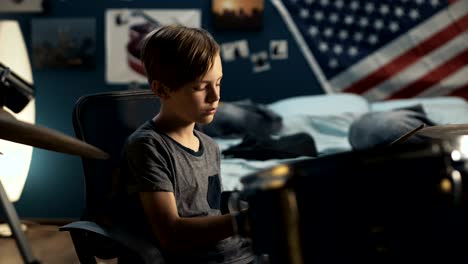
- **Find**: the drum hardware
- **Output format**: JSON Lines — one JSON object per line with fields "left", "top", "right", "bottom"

{"left": 1, "top": 68, "right": 109, "bottom": 263}
{"left": 235, "top": 164, "right": 304, "bottom": 264}
{"left": 417, "top": 123, "right": 468, "bottom": 139}
{"left": 278, "top": 188, "right": 302, "bottom": 264}
{"left": 236, "top": 136, "right": 468, "bottom": 263}
{"left": 387, "top": 123, "right": 468, "bottom": 146}
{"left": 388, "top": 123, "right": 426, "bottom": 146}
{"left": 0, "top": 111, "right": 109, "bottom": 263}
{"left": 0, "top": 108, "right": 109, "bottom": 160}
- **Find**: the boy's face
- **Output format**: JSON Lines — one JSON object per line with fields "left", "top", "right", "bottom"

{"left": 165, "top": 53, "right": 223, "bottom": 125}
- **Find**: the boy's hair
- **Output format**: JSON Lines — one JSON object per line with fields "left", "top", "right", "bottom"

{"left": 140, "top": 24, "right": 220, "bottom": 91}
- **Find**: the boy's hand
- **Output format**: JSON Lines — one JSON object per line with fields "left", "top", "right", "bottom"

{"left": 233, "top": 209, "right": 251, "bottom": 237}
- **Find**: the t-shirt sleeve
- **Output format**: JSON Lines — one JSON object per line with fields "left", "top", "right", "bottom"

{"left": 125, "top": 139, "right": 174, "bottom": 193}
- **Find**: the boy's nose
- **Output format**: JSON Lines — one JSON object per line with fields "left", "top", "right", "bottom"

{"left": 207, "top": 87, "right": 220, "bottom": 103}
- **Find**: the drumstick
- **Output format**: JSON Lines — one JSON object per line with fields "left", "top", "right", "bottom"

{"left": 388, "top": 123, "right": 426, "bottom": 146}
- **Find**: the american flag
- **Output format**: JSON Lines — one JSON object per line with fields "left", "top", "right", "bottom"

{"left": 272, "top": 0, "right": 468, "bottom": 101}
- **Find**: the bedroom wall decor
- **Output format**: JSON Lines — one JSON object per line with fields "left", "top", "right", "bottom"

{"left": 0, "top": 0, "right": 43, "bottom": 13}
{"left": 271, "top": 0, "right": 468, "bottom": 100}
{"left": 221, "top": 39, "right": 288, "bottom": 73}
{"left": 270, "top": 40, "right": 288, "bottom": 60}
{"left": 105, "top": 9, "right": 201, "bottom": 84}
{"left": 220, "top": 39, "right": 250, "bottom": 62}
{"left": 250, "top": 51, "right": 270, "bottom": 73}
{"left": 212, "top": 0, "right": 264, "bottom": 31}
{"left": 31, "top": 18, "right": 96, "bottom": 70}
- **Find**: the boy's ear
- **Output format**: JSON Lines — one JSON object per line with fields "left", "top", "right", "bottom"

{"left": 151, "top": 80, "right": 169, "bottom": 99}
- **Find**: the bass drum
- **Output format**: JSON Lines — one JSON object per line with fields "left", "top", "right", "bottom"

{"left": 237, "top": 136, "right": 468, "bottom": 264}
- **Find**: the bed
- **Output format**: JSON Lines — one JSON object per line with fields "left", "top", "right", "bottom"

{"left": 213, "top": 93, "right": 468, "bottom": 191}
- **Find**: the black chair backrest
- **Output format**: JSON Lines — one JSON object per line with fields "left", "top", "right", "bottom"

{"left": 73, "top": 89, "right": 160, "bottom": 219}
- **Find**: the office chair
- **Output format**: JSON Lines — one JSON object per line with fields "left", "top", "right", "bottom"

{"left": 59, "top": 89, "right": 165, "bottom": 263}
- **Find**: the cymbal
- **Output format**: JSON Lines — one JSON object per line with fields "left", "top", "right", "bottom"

{"left": 0, "top": 108, "right": 109, "bottom": 160}
{"left": 416, "top": 123, "right": 468, "bottom": 139}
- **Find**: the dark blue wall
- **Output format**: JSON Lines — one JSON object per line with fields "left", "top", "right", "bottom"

{"left": 1, "top": 0, "right": 323, "bottom": 218}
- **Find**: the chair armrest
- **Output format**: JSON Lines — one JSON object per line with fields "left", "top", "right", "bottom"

{"left": 59, "top": 220, "right": 112, "bottom": 237}
{"left": 60, "top": 221, "right": 165, "bottom": 264}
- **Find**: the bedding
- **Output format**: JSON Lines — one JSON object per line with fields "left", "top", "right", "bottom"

{"left": 200, "top": 99, "right": 282, "bottom": 138}
{"left": 216, "top": 94, "right": 468, "bottom": 191}
{"left": 222, "top": 132, "right": 317, "bottom": 160}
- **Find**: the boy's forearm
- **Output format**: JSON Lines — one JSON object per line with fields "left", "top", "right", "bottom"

{"left": 161, "top": 213, "right": 236, "bottom": 251}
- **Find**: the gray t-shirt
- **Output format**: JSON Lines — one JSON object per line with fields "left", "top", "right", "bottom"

{"left": 118, "top": 120, "right": 254, "bottom": 264}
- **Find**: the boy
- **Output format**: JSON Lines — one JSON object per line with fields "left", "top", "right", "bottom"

{"left": 118, "top": 25, "right": 254, "bottom": 263}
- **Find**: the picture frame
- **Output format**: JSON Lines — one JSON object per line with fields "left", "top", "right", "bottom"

{"left": 105, "top": 9, "right": 201, "bottom": 84}
{"left": 31, "top": 18, "right": 96, "bottom": 70}
{"left": 212, "top": 0, "right": 264, "bottom": 31}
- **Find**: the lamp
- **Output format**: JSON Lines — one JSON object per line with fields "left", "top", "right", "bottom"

{"left": 0, "top": 20, "right": 40, "bottom": 264}
{"left": 0, "top": 20, "right": 35, "bottom": 203}
{"left": 0, "top": 20, "right": 107, "bottom": 264}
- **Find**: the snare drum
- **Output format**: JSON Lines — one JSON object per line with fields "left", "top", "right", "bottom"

{"left": 236, "top": 136, "right": 468, "bottom": 264}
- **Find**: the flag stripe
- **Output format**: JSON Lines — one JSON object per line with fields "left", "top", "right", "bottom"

{"left": 274, "top": 0, "right": 468, "bottom": 99}
{"left": 363, "top": 33, "right": 468, "bottom": 101}
{"left": 343, "top": 13, "right": 468, "bottom": 94}
{"left": 330, "top": 0, "right": 468, "bottom": 92}
{"left": 449, "top": 82, "right": 468, "bottom": 97}
{"left": 387, "top": 48, "right": 468, "bottom": 99}
{"left": 418, "top": 65, "right": 468, "bottom": 97}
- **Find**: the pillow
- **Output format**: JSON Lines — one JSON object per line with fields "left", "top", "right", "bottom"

{"left": 348, "top": 107, "right": 436, "bottom": 151}
{"left": 268, "top": 93, "right": 370, "bottom": 118}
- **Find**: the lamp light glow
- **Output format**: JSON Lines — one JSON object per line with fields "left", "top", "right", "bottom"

{"left": 0, "top": 20, "right": 35, "bottom": 202}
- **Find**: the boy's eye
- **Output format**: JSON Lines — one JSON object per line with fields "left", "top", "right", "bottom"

{"left": 193, "top": 85, "right": 206, "bottom": 91}
{"left": 192, "top": 81, "right": 221, "bottom": 91}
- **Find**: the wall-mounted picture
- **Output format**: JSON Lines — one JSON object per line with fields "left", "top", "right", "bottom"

{"left": 270, "top": 40, "right": 288, "bottom": 60}
{"left": 251, "top": 51, "right": 270, "bottom": 73}
{"left": 212, "top": 0, "right": 264, "bottom": 31}
{"left": 0, "top": 0, "right": 43, "bottom": 13}
{"left": 105, "top": 9, "right": 201, "bottom": 84}
{"left": 221, "top": 39, "right": 250, "bottom": 62}
{"left": 31, "top": 18, "right": 96, "bottom": 70}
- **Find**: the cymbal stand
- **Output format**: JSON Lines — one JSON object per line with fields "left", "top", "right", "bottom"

{"left": 0, "top": 177, "right": 40, "bottom": 263}
{"left": 0, "top": 63, "right": 40, "bottom": 263}
{"left": 0, "top": 103, "right": 39, "bottom": 263}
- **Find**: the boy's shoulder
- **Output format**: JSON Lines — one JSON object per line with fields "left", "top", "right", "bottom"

{"left": 126, "top": 121, "right": 165, "bottom": 147}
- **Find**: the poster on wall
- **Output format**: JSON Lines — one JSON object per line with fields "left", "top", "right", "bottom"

{"left": 31, "top": 18, "right": 96, "bottom": 70}
{"left": 0, "top": 0, "right": 43, "bottom": 13}
{"left": 105, "top": 9, "right": 201, "bottom": 84}
{"left": 212, "top": 0, "right": 264, "bottom": 31}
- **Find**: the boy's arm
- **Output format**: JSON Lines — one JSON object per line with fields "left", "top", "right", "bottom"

{"left": 139, "top": 191, "right": 236, "bottom": 253}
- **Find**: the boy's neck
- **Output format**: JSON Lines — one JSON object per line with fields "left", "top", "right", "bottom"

{"left": 153, "top": 114, "right": 200, "bottom": 151}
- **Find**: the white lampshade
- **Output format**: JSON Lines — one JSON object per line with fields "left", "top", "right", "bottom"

{"left": 0, "top": 20, "right": 35, "bottom": 202}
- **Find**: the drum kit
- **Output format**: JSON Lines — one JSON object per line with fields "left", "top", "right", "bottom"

{"left": 0, "top": 106, "right": 109, "bottom": 263}
{"left": 234, "top": 124, "right": 468, "bottom": 264}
